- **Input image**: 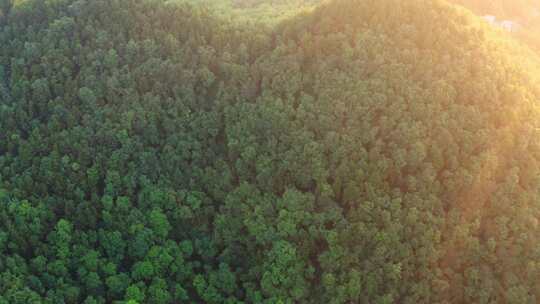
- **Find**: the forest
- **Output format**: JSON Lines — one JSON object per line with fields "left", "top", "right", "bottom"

{"left": 1, "top": 0, "right": 540, "bottom": 303}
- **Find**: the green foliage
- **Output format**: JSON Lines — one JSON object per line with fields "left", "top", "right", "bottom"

{"left": 1, "top": 0, "right": 540, "bottom": 303}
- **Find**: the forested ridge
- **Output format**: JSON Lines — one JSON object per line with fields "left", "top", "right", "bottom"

{"left": 1, "top": 0, "right": 540, "bottom": 303}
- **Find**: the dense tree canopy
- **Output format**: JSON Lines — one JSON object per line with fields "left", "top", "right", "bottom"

{"left": 1, "top": 0, "right": 540, "bottom": 303}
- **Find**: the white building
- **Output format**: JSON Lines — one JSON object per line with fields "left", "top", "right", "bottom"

{"left": 500, "top": 20, "right": 521, "bottom": 33}
{"left": 482, "top": 15, "right": 496, "bottom": 25}
{"left": 482, "top": 15, "right": 521, "bottom": 33}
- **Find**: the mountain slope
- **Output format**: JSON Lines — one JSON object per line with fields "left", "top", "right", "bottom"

{"left": 1, "top": 0, "right": 540, "bottom": 303}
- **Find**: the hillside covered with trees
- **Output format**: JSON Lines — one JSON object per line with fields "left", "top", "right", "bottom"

{"left": 1, "top": 0, "right": 540, "bottom": 303}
